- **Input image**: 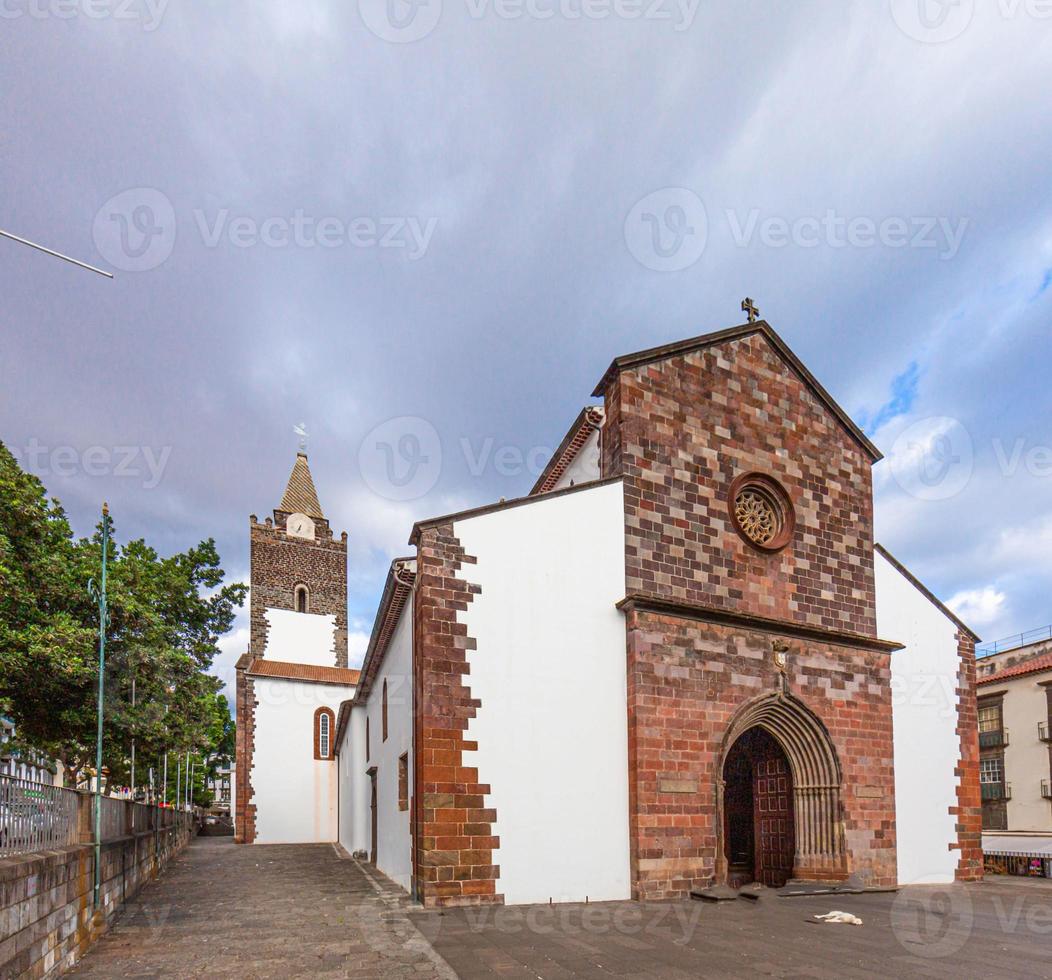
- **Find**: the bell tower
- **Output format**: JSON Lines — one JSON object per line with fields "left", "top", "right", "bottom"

{"left": 248, "top": 452, "right": 349, "bottom": 667}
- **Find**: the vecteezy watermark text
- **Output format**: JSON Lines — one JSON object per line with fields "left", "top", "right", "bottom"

{"left": 0, "top": 0, "right": 168, "bottom": 30}
{"left": 725, "top": 209, "right": 969, "bottom": 261}
{"left": 9, "top": 440, "right": 172, "bottom": 490}
{"left": 193, "top": 210, "right": 438, "bottom": 259}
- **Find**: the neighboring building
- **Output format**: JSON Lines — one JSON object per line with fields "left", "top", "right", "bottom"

{"left": 206, "top": 759, "right": 235, "bottom": 811}
{"left": 975, "top": 639, "right": 1052, "bottom": 832}
{"left": 234, "top": 453, "right": 360, "bottom": 844}
{"left": 0, "top": 717, "right": 56, "bottom": 785}
{"left": 332, "top": 316, "right": 982, "bottom": 907}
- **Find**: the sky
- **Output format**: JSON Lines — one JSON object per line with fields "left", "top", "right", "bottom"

{"left": 2, "top": 1, "right": 1050, "bottom": 699}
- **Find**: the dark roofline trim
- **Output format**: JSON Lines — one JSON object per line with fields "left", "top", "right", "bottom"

{"left": 617, "top": 594, "right": 904, "bottom": 653}
{"left": 529, "top": 406, "right": 604, "bottom": 496}
{"left": 591, "top": 319, "right": 883, "bottom": 463}
{"left": 334, "top": 698, "right": 354, "bottom": 756}
{"left": 409, "top": 475, "right": 623, "bottom": 545}
{"left": 875, "top": 543, "right": 981, "bottom": 642}
{"left": 351, "top": 557, "right": 415, "bottom": 707}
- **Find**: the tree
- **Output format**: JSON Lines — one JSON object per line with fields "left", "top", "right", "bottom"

{"left": 0, "top": 442, "right": 247, "bottom": 789}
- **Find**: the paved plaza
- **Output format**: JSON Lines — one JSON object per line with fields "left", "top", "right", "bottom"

{"left": 72, "top": 837, "right": 1052, "bottom": 978}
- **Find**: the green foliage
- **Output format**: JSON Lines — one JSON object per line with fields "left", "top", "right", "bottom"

{"left": 0, "top": 441, "right": 246, "bottom": 788}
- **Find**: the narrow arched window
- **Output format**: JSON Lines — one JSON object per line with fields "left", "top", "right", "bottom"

{"left": 314, "top": 707, "right": 335, "bottom": 760}
{"left": 382, "top": 679, "right": 388, "bottom": 742}
{"left": 366, "top": 718, "right": 370, "bottom": 762}
{"left": 294, "top": 585, "right": 309, "bottom": 613}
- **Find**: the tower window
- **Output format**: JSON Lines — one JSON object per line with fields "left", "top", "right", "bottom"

{"left": 382, "top": 679, "right": 389, "bottom": 742}
{"left": 314, "top": 707, "right": 335, "bottom": 760}
{"left": 294, "top": 585, "right": 309, "bottom": 613}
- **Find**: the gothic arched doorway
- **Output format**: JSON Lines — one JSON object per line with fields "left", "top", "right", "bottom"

{"left": 717, "top": 692, "right": 847, "bottom": 887}
{"left": 723, "top": 728, "right": 795, "bottom": 887}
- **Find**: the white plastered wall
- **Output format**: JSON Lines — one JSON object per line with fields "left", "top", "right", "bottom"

{"left": 252, "top": 676, "right": 355, "bottom": 843}
{"left": 264, "top": 608, "right": 339, "bottom": 667}
{"left": 876, "top": 549, "right": 962, "bottom": 885}
{"left": 455, "top": 480, "right": 630, "bottom": 905}
{"left": 337, "top": 597, "right": 414, "bottom": 890}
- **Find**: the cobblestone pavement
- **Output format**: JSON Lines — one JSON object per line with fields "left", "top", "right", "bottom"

{"left": 411, "top": 877, "right": 1052, "bottom": 979}
{"left": 71, "top": 839, "right": 1052, "bottom": 978}
{"left": 70, "top": 837, "right": 455, "bottom": 979}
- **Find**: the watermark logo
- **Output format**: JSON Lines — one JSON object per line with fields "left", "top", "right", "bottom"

{"left": 726, "top": 209, "right": 968, "bottom": 261}
{"left": 0, "top": 0, "right": 169, "bottom": 30}
{"left": 890, "top": 0, "right": 975, "bottom": 43}
{"left": 624, "top": 188, "right": 707, "bottom": 272}
{"left": 359, "top": 416, "right": 442, "bottom": 500}
{"left": 193, "top": 210, "right": 437, "bottom": 259}
{"left": 359, "top": 0, "right": 442, "bottom": 42}
{"left": 889, "top": 416, "right": 974, "bottom": 501}
{"left": 9, "top": 439, "right": 172, "bottom": 489}
{"left": 93, "top": 187, "right": 176, "bottom": 272}
{"left": 890, "top": 881, "right": 973, "bottom": 957}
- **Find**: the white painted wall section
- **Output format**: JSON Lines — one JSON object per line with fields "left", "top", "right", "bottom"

{"left": 337, "top": 597, "right": 414, "bottom": 891}
{"left": 252, "top": 676, "right": 355, "bottom": 844}
{"left": 456, "top": 480, "right": 630, "bottom": 905}
{"left": 876, "top": 549, "right": 962, "bottom": 885}
{"left": 264, "top": 608, "right": 338, "bottom": 667}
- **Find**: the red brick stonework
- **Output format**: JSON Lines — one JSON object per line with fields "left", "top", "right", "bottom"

{"left": 412, "top": 522, "right": 502, "bottom": 908}
{"left": 597, "top": 324, "right": 879, "bottom": 637}
{"left": 621, "top": 602, "right": 899, "bottom": 899}
{"left": 249, "top": 514, "right": 348, "bottom": 666}
{"left": 952, "top": 631, "right": 983, "bottom": 880}
{"left": 234, "top": 655, "right": 257, "bottom": 844}
{"left": 597, "top": 321, "right": 899, "bottom": 899}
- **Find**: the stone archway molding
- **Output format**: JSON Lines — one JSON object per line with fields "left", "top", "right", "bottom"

{"left": 718, "top": 691, "right": 847, "bottom": 882}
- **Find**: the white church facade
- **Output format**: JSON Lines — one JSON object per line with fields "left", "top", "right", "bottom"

{"left": 237, "top": 315, "right": 983, "bottom": 907}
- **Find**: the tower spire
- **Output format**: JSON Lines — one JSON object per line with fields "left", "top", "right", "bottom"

{"left": 279, "top": 452, "right": 324, "bottom": 518}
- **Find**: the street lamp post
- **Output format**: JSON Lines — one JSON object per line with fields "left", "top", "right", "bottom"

{"left": 87, "top": 502, "right": 112, "bottom": 912}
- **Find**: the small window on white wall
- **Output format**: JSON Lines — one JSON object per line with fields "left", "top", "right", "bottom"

{"left": 294, "top": 585, "right": 309, "bottom": 614}
{"left": 314, "top": 707, "right": 334, "bottom": 760}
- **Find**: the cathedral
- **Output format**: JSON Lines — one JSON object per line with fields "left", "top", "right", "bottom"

{"left": 236, "top": 314, "right": 982, "bottom": 908}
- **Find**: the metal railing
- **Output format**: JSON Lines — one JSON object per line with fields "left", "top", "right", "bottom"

{"left": 979, "top": 728, "right": 1010, "bottom": 749}
{"left": 981, "top": 781, "right": 1012, "bottom": 802}
{"left": 0, "top": 774, "right": 79, "bottom": 855}
{"left": 977, "top": 624, "right": 1052, "bottom": 658}
{"left": 0, "top": 773, "right": 196, "bottom": 857}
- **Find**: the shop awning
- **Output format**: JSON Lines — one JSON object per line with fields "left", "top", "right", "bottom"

{"left": 983, "top": 834, "right": 1052, "bottom": 858}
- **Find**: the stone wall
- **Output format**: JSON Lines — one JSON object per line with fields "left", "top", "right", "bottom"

{"left": 599, "top": 329, "right": 878, "bottom": 637}
{"left": 622, "top": 604, "right": 898, "bottom": 900}
{"left": 0, "top": 804, "right": 193, "bottom": 978}
{"left": 249, "top": 515, "right": 348, "bottom": 667}
{"left": 411, "top": 522, "right": 501, "bottom": 909}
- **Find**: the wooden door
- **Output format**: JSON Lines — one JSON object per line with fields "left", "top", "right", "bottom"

{"left": 753, "top": 753, "right": 794, "bottom": 887}
{"left": 369, "top": 769, "right": 378, "bottom": 865}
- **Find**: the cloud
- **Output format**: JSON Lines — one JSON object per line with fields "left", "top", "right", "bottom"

{"left": 3, "top": 2, "right": 1050, "bottom": 669}
{"left": 947, "top": 587, "right": 1007, "bottom": 631}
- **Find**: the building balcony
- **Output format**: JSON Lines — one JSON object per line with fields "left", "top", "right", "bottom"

{"left": 979, "top": 728, "right": 1009, "bottom": 749}
{"left": 981, "top": 782, "right": 1012, "bottom": 802}
{"left": 1040, "top": 723, "right": 1052, "bottom": 743}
